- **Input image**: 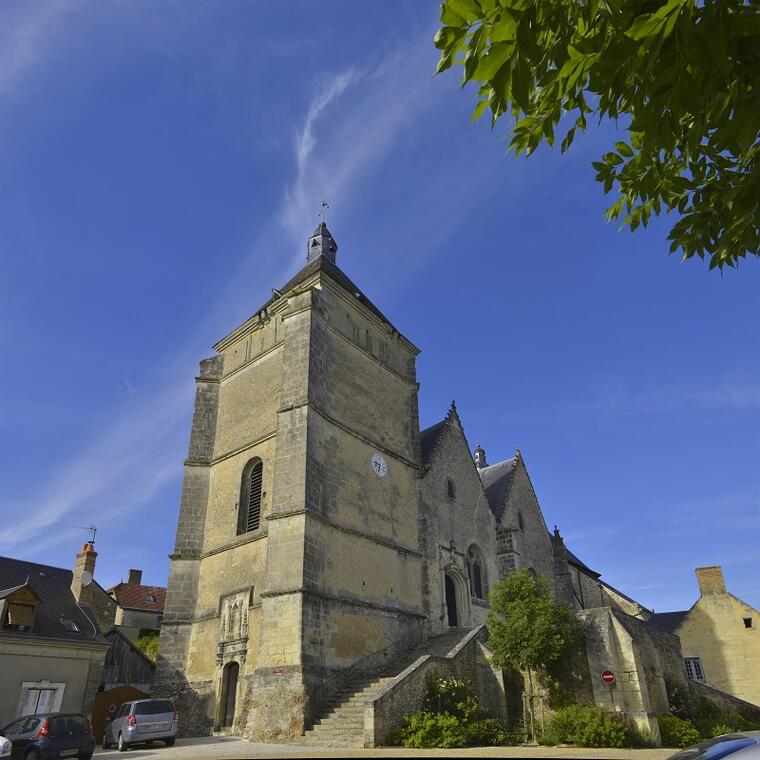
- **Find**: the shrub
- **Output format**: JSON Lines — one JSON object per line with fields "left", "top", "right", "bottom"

{"left": 389, "top": 673, "right": 506, "bottom": 748}
{"left": 134, "top": 630, "right": 160, "bottom": 661}
{"left": 711, "top": 724, "right": 735, "bottom": 738}
{"left": 540, "top": 705, "right": 636, "bottom": 748}
{"left": 665, "top": 678, "right": 760, "bottom": 739}
{"left": 658, "top": 716, "right": 701, "bottom": 748}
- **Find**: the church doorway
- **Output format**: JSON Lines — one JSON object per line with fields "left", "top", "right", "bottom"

{"left": 220, "top": 661, "right": 239, "bottom": 728}
{"left": 445, "top": 574, "right": 458, "bottom": 627}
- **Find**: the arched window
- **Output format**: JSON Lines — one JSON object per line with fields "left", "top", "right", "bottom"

{"left": 237, "top": 458, "right": 263, "bottom": 535}
{"left": 467, "top": 545, "right": 487, "bottom": 600}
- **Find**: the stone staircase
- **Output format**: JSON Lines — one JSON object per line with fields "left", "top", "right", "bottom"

{"left": 299, "top": 627, "right": 472, "bottom": 748}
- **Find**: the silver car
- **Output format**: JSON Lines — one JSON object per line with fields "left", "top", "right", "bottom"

{"left": 668, "top": 731, "right": 760, "bottom": 760}
{"left": 102, "top": 699, "right": 177, "bottom": 752}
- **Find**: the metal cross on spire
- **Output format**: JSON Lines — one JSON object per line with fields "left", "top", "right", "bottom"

{"left": 318, "top": 200, "right": 329, "bottom": 223}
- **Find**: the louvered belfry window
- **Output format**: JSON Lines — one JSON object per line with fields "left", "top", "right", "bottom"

{"left": 238, "top": 459, "right": 263, "bottom": 535}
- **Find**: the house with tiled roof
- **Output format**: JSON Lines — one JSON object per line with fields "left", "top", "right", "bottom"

{"left": 0, "top": 545, "right": 109, "bottom": 726}
{"left": 106, "top": 569, "right": 166, "bottom": 641}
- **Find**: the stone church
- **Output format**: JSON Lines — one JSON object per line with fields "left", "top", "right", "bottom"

{"left": 154, "top": 223, "right": 748, "bottom": 747}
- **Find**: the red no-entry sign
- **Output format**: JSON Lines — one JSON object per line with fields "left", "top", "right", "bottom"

{"left": 601, "top": 670, "right": 616, "bottom": 684}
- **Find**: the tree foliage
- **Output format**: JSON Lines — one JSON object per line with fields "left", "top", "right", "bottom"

{"left": 487, "top": 570, "right": 581, "bottom": 674}
{"left": 434, "top": 0, "right": 760, "bottom": 270}
{"left": 134, "top": 630, "right": 160, "bottom": 662}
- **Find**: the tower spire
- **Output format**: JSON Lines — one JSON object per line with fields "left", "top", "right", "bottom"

{"left": 307, "top": 221, "right": 338, "bottom": 264}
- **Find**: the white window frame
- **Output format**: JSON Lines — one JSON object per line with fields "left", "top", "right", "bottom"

{"left": 684, "top": 657, "right": 706, "bottom": 683}
{"left": 16, "top": 681, "right": 66, "bottom": 717}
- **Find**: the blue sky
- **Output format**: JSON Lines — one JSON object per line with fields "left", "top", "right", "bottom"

{"left": 1, "top": 1, "right": 758, "bottom": 614}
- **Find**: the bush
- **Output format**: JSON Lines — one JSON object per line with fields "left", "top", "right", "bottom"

{"left": 540, "top": 705, "right": 637, "bottom": 748}
{"left": 664, "top": 678, "right": 760, "bottom": 740}
{"left": 658, "top": 716, "right": 701, "bottom": 748}
{"left": 134, "top": 631, "right": 160, "bottom": 661}
{"left": 389, "top": 673, "right": 506, "bottom": 748}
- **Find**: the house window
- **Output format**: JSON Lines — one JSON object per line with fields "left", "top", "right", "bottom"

{"left": 145, "top": 594, "right": 155, "bottom": 603}
{"left": 447, "top": 479, "right": 455, "bottom": 498}
{"left": 237, "top": 458, "right": 264, "bottom": 535}
{"left": 17, "top": 682, "right": 66, "bottom": 716}
{"left": 684, "top": 657, "right": 706, "bottom": 683}
{"left": 744, "top": 617, "right": 753, "bottom": 628}
{"left": 4, "top": 603, "right": 35, "bottom": 631}
{"left": 60, "top": 618, "right": 79, "bottom": 633}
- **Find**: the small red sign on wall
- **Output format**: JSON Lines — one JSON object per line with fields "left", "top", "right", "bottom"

{"left": 601, "top": 670, "right": 616, "bottom": 684}
{"left": 272, "top": 667, "right": 284, "bottom": 677}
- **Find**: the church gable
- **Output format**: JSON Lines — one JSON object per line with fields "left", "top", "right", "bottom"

{"left": 418, "top": 405, "right": 498, "bottom": 633}
{"left": 480, "top": 452, "right": 556, "bottom": 586}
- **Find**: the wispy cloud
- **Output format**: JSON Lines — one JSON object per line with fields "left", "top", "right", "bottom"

{"left": 0, "top": 2, "right": 73, "bottom": 98}
{"left": 0, "top": 28, "right": 443, "bottom": 556}
{"left": 0, "top": 384, "right": 192, "bottom": 553}
{"left": 571, "top": 380, "right": 760, "bottom": 417}
{"left": 279, "top": 38, "right": 442, "bottom": 264}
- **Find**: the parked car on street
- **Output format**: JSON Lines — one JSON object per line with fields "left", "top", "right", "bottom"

{"left": 0, "top": 735, "right": 11, "bottom": 758}
{"left": 102, "top": 699, "right": 177, "bottom": 752}
{"left": 668, "top": 731, "right": 760, "bottom": 760}
{"left": 0, "top": 714, "right": 94, "bottom": 760}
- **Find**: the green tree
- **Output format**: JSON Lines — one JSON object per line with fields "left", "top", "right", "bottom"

{"left": 134, "top": 630, "right": 160, "bottom": 662}
{"left": 434, "top": 0, "right": 760, "bottom": 270}
{"left": 487, "top": 570, "right": 582, "bottom": 741}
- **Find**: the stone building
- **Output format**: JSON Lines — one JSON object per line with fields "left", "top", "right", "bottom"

{"left": 153, "top": 223, "right": 713, "bottom": 746}
{"left": 651, "top": 567, "right": 760, "bottom": 707}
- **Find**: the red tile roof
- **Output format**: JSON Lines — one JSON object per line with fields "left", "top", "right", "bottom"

{"left": 108, "top": 582, "right": 166, "bottom": 613}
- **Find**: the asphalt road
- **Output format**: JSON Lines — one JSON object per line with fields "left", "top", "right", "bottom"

{"left": 93, "top": 735, "right": 676, "bottom": 759}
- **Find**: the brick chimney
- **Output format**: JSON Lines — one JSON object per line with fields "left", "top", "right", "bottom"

{"left": 128, "top": 569, "right": 143, "bottom": 585}
{"left": 696, "top": 566, "right": 727, "bottom": 595}
{"left": 71, "top": 542, "right": 97, "bottom": 606}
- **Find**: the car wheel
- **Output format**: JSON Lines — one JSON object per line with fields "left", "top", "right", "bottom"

{"left": 102, "top": 738, "right": 111, "bottom": 749}
{"left": 165, "top": 738, "right": 176, "bottom": 746}
{"left": 24, "top": 749, "right": 41, "bottom": 760}
{"left": 118, "top": 732, "right": 128, "bottom": 752}
{"left": 80, "top": 753, "right": 94, "bottom": 760}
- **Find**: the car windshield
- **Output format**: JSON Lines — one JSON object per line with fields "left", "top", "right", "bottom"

{"left": 134, "top": 701, "right": 173, "bottom": 715}
{"left": 694, "top": 737, "right": 757, "bottom": 760}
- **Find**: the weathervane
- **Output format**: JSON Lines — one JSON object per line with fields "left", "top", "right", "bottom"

{"left": 72, "top": 524, "right": 98, "bottom": 545}
{"left": 318, "top": 200, "right": 329, "bottom": 223}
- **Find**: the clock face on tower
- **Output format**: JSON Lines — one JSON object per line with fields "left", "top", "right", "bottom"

{"left": 371, "top": 452, "right": 388, "bottom": 478}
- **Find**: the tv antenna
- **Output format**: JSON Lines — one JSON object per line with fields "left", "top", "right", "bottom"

{"left": 72, "top": 524, "right": 97, "bottom": 545}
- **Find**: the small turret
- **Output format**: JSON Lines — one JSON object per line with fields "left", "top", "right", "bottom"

{"left": 473, "top": 444, "right": 487, "bottom": 469}
{"left": 307, "top": 222, "right": 338, "bottom": 264}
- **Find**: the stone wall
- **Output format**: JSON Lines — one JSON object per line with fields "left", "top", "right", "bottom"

{"left": 367, "top": 626, "right": 505, "bottom": 746}
{"left": 580, "top": 606, "right": 686, "bottom": 743}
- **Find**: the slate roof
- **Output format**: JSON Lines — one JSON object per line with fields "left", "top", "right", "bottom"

{"left": 108, "top": 582, "right": 166, "bottom": 613}
{"left": 0, "top": 556, "right": 107, "bottom": 645}
{"left": 649, "top": 610, "right": 688, "bottom": 634}
{"left": 215, "top": 253, "right": 417, "bottom": 351}
{"left": 565, "top": 547, "right": 600, "bottom": 578}
{"left": 478, "top": 458, "right": 517, "bottom": 521}
{"left": 420, "top": 419, "right": 447, "bottom": 464}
